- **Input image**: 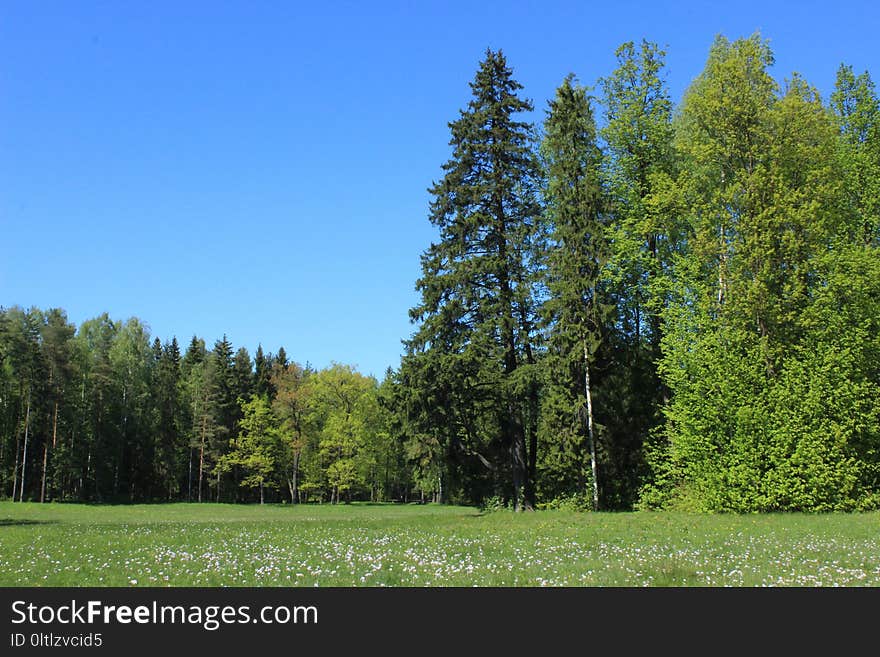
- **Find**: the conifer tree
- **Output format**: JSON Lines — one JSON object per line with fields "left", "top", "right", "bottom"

{"left": 153, "top": 337, "right": 183, "bottom": 499}
{"left": 232, "top": 347, "right": 254, "bottom": 406}
{"left": 540, "top": 74, "right": 606, "bottom": 510}
{"left": 253, "top": 344, "right": 273, "bottom": 399}
{"left": 404, "top": 49, "right": 544, "bottom": 510}
{"left": 208, "top": 335, "right": 235, "bottom": 501}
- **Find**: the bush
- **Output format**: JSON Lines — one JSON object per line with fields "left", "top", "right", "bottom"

{"left": 537, "top": 493, "right": 593, "bottom": 512}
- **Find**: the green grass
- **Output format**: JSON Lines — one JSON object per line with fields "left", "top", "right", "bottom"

{"left": 1, "top": 502, "right": 878, "bottom": 586}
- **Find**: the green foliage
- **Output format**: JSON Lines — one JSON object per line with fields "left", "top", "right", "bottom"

{"left": 539, "top": 73, "right": 606, "bottom": 510}
{"left": 402, "top": 48, "right": 545, "bottom": 510}
{"left": 645, "top": 34, "right": 880, "bottom": 512}
{"left": 0, "top": 308, "right": 411, "bottom": 505}
{"left": 831, "top": 64, "right": 880, "bottom": 246}
{"left": 219, "top": 396, "right": 280, "bottom": 502}
{"left": 535, "top": 492, "right": 594, "bottom": 512}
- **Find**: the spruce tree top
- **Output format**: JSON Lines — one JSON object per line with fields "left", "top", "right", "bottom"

{"left": 411, "top": 48, "right": 542, "bottom": 354}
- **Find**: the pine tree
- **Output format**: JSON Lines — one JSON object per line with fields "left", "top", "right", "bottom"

{"left": 152, "top": 337, "right": 183, "bottom": 499}
{"left": 232, "top": 347, "right": 254, "bottom": 405}
{"left": 181, "top": 336, "right": 206, "bottom": 378}
{"left": 253, "top": 344, "right": 273, "bottom": 399}
{"left": 540, "top": 74, "right": 606, "bottom": 510}
{"left": 208, "top": 335, "right": 235, "bottom": 501}
{"left": 404, "top": 49, "right": 544, "bottom": 510}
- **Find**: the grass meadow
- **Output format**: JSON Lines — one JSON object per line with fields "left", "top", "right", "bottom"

{"left": 0, "top": 502, "right": 878, "bottom": 587}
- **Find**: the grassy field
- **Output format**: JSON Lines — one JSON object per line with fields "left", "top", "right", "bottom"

{"left": 0, "top": 502, "right": 878, "bottom": 586}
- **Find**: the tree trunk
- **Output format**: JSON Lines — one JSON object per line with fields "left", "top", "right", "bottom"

{"left": 85, "top": 446, "right": 92, "bottom": 502}
{"left": 40, "top": 400, "right": 59, "bottom": 503}
{"left": 292, "top": 451, "right": 300, "bottom": 503}
{"left": 718, "top": 171, "right": 727, "bottom": 306}
{"left": 12, "top": 424, "right": 21, "bottom": 500}
{"left": 19, "top": 395, "right": 31, "bottom": 502}
{"left": 520, "top": 328, "right": 539, "bottom": 511}
{"left": 51, "top": 401, "right": 58, "bottom": 483}
{"left": 584, "top": 340, "right": 599, "bottom": 512}
{"left": 40, "top": 444, "right": 48, "bottom": 503}
{"left": 197, "top": 441, "right": 204, "bottom": 503}
{"left": 115, "top": 384, "right": 127, "bottom": 498}
{"left": 494, "top": 195, "right": 531, "bottom": 512}
{"left": 0, "top": 416, "right": 5, "bottom": 495}
{"left": 510, "top": 427, "right": 526, "bottom": 512}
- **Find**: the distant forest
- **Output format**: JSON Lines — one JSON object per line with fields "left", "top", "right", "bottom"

{"left": 3, "top": 34, "right": 879, "bottom": 511}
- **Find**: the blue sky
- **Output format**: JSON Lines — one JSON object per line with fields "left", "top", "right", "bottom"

{"left": 2, "top": 1, "right": 878, "bottom": 378}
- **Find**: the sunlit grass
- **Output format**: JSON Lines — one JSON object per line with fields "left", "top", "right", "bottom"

{"left": 0, "top": 502, "right": 878, "bottom": 586}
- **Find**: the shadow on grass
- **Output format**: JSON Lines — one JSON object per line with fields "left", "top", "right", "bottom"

{"left": 0, "top": 518, "right": 59, "bottom": 527}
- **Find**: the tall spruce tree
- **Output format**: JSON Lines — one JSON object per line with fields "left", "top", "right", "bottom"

{"left": 208, "top": 335, "right": 235, "bottom": 501}
{"left": 404, "top": 49, "right": 544, "bottom": 510}
{"left": 152, "top": 337, "right": 183, "bottom": 500}
{"left": 253, "top": 344, "right": 273, "bottom": 399}
{"left": 540, "top": 74, "right": 606, "bottom": 510}
{"left": 232, "top": 347, "right": 254, "bottom": 406}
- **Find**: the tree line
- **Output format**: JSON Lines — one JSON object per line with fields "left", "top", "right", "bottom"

{"left": 0, "top": 310, "right": 412, "bottom": 504}
{"left": 3, "top": 33, "right": 879, "bottom": 511}
{"left": 397, "top": 33, "right": 879, "bottom": 512}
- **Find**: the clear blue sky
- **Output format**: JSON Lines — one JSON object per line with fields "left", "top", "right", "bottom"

{"left": 2, "top": 1, "right": 878, "bottom": 378}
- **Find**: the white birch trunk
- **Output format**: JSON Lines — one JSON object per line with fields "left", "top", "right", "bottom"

{"left": 19, "top": 395, "right": 31, "bottom": 502}
{"left": 584, "top": 340, "right": 599, "bottom": 512}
